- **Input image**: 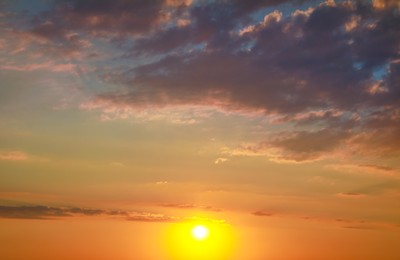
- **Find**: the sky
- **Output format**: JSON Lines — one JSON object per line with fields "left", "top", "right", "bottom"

{"left": 0, "top": 0, "right": 399, "bottom": 259}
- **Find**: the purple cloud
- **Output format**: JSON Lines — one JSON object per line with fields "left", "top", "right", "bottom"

{"left": 2, "top": 1, "right": 400, "bottom": 161}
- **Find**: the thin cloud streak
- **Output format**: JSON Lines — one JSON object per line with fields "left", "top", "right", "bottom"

{"left": 0, "top": 151, "right": 28, "bottom": 161}
{"left": 252, "top": 209, "right": 399, "bottom": 230}
{"left": 0, "top": 205, "right": 175, "bottom": 222}
{"left": 161, "top": 203, "right": 222, "bottom": 212}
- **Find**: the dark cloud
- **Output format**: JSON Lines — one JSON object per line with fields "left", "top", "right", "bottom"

{"left": 230, "top": 0, "right": 307, "bottom": 15}
{"left": 0, "top": 205, "right": 70, "bottom": 219}
{"left": 3, "top": 1, "right": 399, "bottom": 160}
{"left": 229, "top": 128, "right": 351, "bottom": 162}
{"left": 351, "top": 107, "right": 400, "bottom": 157}
{"left": 252, "top": 210, "right": 275, "bottom": 217}
{"left": 100, "top": 1, "right": 399, "bottom": 113}
{"left": 0, "top": 205, "right": 178, "bottom": 222}
{"left": 0, "top": 205, "right": 89, "bottom": 219}
{"left": 76, "top": 1, "right": 400, "bottom": 161}
{"left": 40, "top": 0, "right": 169, "bottom": 36}
{"left": 269, "top": 129, "right": 351, "bottom": 159}
{"left": 12, "top": 0, "right": 191, "bottom": 57}
{"left": 337, "top": 192, "right": 365, "bottom": 198}
{"left": 353, "top": 3, "right": 400, "bottom": 69}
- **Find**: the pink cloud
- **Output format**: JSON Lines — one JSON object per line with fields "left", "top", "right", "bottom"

{"left": 0, "top": 62, "right": 76, "bottom": 73}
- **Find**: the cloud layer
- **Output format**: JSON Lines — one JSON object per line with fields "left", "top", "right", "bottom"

{"left": 1, "top": 0, "right": 399, "bottom": 162}
{"left": 0, "top": 205, "right": 177, "bottom": 222}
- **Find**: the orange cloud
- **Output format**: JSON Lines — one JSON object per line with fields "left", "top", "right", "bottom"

{"left": 0, "top": 151, "right": 28, "bottom": 161}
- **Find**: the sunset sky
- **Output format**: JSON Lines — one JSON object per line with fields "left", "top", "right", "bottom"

{"left": 0, "top": 0, "right": 399, "bottom": 259}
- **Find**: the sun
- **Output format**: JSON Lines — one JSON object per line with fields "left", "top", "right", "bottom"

{"left": 165, "top": 220, "right": 236, "bottom": 260}
{"left": 191, "top": 225, "right": 209, "bottom": 240}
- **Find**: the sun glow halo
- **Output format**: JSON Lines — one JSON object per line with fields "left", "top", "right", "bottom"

{"left": 191, "top": 225, "right": 209, "bottom": 240}
{"left": 165, "top": 220, "right": 236, "bottom": 260}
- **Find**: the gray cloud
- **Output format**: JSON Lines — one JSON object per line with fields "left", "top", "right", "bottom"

{"left": 0, "top": 205, "right": 72, "bottom": 219}
{"left": 94, "top": 1, "right": 399, "bottom": 161}
{"left": 2, "top": 1, "right": 400, "bottom": 161}
{"left": 98, "top": 1, "right": 399, "bottom": 113}
{"left": 0, "top": 205, "right": 177, "bottom": 222}
{"left": 36, "top": 0, "right": 170, "bottom": 36}
{"left": 225, "top": 128, "right": 352, "bottom": 162}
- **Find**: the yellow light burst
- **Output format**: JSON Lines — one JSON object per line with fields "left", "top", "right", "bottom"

{"left": 191, "top": 225, "right": 209, "bottom": 240}
{"left": 164, "top": 219, "right": 236, "bottom": 260}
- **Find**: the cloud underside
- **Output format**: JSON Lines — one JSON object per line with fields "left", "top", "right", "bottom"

{"left": 1, "top": 0, "right": 400, "bottom": 161}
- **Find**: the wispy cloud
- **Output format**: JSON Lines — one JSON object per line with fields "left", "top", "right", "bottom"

{"left": 0, "top": 203, "right": 228, "bottom": 223}
{"left": 221, "top": 128, "right": 350, "bottom": 163}
{"left": 161, "top": 203, "right": 222, "bottom": 212}
{"left": 252, "top": 209, "right": 399, "bottom": 230}
{"left": 0, "top": 62, "right": 77, "bottom": 73}
{"left": 0, "top": 151, "right": 28, "bottom": 161}
{"left": 336, "top": 192, "right": 366, "bottom": 198}
{"left": 214, "top": 157, "right": 229, "bottom": 164}
{"left": 0, "top": 205, "right": 176, "bottom": 222}
{"left": 328, "top": 163, "right": 399, "bottom": 177}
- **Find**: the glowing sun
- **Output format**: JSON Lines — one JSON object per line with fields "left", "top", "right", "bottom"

{"left": 191, "top": 225, "right": 209, "bottom": 240}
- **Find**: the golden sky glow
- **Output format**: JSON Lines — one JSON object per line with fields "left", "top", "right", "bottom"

{"left": 0, "top": 0, "right": 400, "bottom": 259}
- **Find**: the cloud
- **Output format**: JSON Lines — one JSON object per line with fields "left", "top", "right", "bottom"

{"left": 78, "top": 1, "right": 399, "bottom": 149}
{"left": 0, "top": 61, "right": 76, "bottom": 73}
{"left": 5, "top": 1, "right": 400, "bottom": 112}
{"left": 267, "top": 129, "right": 351, "bottom": 162}
{"left": 222, "top": 128, "right": 351, "bottom": 163}
{"left": 100, "top": 1, "right": 400, "bottom": 162}
{"left": 252, "top": 210, "right": 275, "bottom": 217}
{"left": 348, "top": 108, "right": 400, "bottom": 157}
{"left": 80, "top": 100, "right": 215, "bottom": 123}
{"left": 252, "top": 209, "right": 398, "bottom": 230}
{"left": 96, "top": 2, "right": 396, "bottom": 111}
{"left": 26, "top": 0, "right": 193, "bottom": 43}
{"left": 2, "top": 0, "right": 400, "bottom": 162}
{"left": 125, "top": 213, "right": 178, "bottom": 222}
{"left": 0, "top": 204, "right": 179, "bottom": 222}
{"left": 0, "top": 205, "right": 77, "bottom": 219}
{"left": 373, "top": 0, "right": 400, "bottom": 9}
{"left": 329, "top": 163, "right": 399, "bottom": 177}
{"left": 0, "top": 151, "right": 28, "bottom": 161}
{"left": 161, "top": 203, "right": 222, "bottom": 212}
{"left": 342, "top": 180, "right": 400, "bottom": 196}
{"left": 0, "top": 203, "right": 231, "bottom": 225}
{"left": 214, "top": 157, "right": 229, "bottom": 164}
{"left": 336, "top": 192, "right": 366, "bottom": 198}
